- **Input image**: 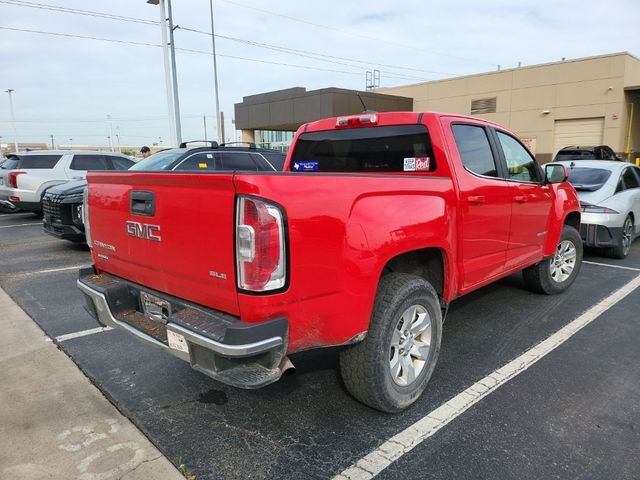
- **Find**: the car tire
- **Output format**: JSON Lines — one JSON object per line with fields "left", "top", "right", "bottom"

{"left": 523, "top": 225, "right": 583, "bottom": 295}
{"left": 605, "top": 215, "right": 634, "bottom": 259}
{"left": 339, "top": 273, "right": 442, "bottom": 413}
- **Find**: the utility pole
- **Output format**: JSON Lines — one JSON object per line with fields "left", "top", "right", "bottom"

{"left": 50, "top": 134, "right": 54, "bottom": 149}
{"left": 166, "top": 0, "right": 182, "bottom": 144}
{"left": 220, "top": 111, "right": 225, "bottom": 143}
{"left": 107, "top": 114, "right": 114, "bottom": 151}
{"left": 5, "top": 89, "right": 18, "bottom": 153}
{"left": 115, "top": 134, "right": 121, "bottom": 153}
{"left": 203, "top": 115, "right": 208, "bottom": 142}
{"left": 209, "top": 0, "right": 222, "bottom": 143}
{"left": 147, "top": 0, "right": 177, "bottom": 147}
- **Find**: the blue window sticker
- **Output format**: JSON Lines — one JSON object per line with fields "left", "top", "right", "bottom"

{"left": 292, "top": 160, "right": 319, "bottom": 172}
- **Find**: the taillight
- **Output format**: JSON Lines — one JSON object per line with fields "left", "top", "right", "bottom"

{"left": 236, "top": 196, "right": 286, "bottom": 292}
{"left": 83, "top": 187, "right": 92, "bottom": 247}
{"left": 8, "top": 171, "right": 25, "bottom": 188}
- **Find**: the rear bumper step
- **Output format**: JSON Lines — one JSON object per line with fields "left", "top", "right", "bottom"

{"left": 77, "top": 267, "right": 291, "bottom": 389}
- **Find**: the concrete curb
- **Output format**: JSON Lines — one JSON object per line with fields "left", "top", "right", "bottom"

{"left": 0, "top": 286, "right": 185, "bottom": 480}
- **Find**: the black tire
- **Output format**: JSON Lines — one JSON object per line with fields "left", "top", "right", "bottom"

{"left": 605, "top": 215, "right": 633, "bottom": 259}
{"left": 523, "top": 225, "right": 582, "bottom": 295}
{"left": 339, "top": 273, "right": 442, "bottom": 413}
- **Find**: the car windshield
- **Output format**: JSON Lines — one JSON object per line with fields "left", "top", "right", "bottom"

{"left": 555, "top": 150, "right": 596, "bottom": 161}
{"left": 566, "top": 167, "right": 612, "bottom": 191}
{"left": 129, "top": 150, "right": 183, "bottom": 171}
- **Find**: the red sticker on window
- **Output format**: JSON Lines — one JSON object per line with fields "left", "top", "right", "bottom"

{"left": 415, "top": 157, "right": 430, "bottom": 171}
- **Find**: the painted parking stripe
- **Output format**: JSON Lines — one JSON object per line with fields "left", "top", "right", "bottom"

{"left": 334, "top": 274, "right": 640, "bottom": 480}
{"left": 583, "top": 260, "right": 640, "bottom": 272}
{"left": 29, "top": 265, "right": 90, "bottom": 275}
{"left": 55, "top": 326, "right": 113, "bottom": 342}
{"left": 0, "top": 222, "right": 41, "bottom": 229}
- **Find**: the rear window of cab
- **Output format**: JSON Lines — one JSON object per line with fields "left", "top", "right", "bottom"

{"left": 290, "top": 125, "right": 436, "bottom": 173}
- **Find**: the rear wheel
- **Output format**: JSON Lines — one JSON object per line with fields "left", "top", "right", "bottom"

{"left": 605, "top": 215, "right": 634, "bottom": 259}
{"left": 340, "top": 273, "right": 442, "bottom": 413}
{"left": 523, "top": 225, "right": 583, "bottom": 295}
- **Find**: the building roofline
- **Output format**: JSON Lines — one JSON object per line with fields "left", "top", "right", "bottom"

{"left": 377, "top": 51, "right": 639, "bottom": 90}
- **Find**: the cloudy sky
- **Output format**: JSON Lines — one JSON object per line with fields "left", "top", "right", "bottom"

{"left": 1, "top": 0, "right": 638, "bottom": 148}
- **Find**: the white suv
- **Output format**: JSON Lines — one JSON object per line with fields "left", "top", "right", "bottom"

{"left": 0, "top": 151, "right": 134, "bottom": 213}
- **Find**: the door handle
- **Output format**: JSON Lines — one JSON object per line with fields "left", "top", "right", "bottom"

{"left": 130, "top": 190, "right": 155, "bottom": 216}
{"left": 514, "top": 195, "right": 527, "bottom": 203}
{"left": 468, "top": 195, "right": 486, "bottom": 205}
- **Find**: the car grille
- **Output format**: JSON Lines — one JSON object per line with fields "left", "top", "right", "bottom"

{"left": 42, "top": 193, "right": 63, "bottom": 222}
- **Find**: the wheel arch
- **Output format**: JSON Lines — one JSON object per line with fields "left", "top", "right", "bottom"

{"left": 380, "top": 247, "right": 449, "bottom": 304}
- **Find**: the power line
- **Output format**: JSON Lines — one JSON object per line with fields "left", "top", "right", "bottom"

{"left": 2, "top": 0, "right": 452, "bottom": 80}
{"left": 219, "top": 0, "right": 497, "bottom": 67}
{"left": 0, "top": 0, "right": 158, "bottom": 25}
{"left": 0, "top": 26, "right": 379, "bottom": 77}
{"left": 178, "top": 26, "right": 449, "bottom": 80}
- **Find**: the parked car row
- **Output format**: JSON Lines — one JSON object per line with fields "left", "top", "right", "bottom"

{"left": 1, "top": 143, "right": 285, "bottom": 241}
{"left": 558, "top": 160, "right": 640, "bottom": 258}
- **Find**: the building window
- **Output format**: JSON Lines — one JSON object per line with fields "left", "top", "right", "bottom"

{"left": 470, "top": 97, "right": 497, "bottom": 115}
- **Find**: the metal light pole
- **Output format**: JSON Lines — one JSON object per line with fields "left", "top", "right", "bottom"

{"left": 50, "top": 134, "right": 54, "bottom": 149}
{"left": 107, "top": 114, "right": 114, "bottom": 151}
{"left": 209, "top": 0, "right": 222, "bottom": 143}
{"left": 5, "top": 89, "right": 19, "bottom": 153}
{"left": 166, "top": 0, "right": 182, "bottom": 144}
{"left": 147, "top": 0, "right": 177, "bottom": 147}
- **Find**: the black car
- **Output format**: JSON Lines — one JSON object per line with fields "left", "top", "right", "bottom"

{"left": 42, "top": 142, "right": 286, "bottom": 242}
{"left": 553, "top": 145, "right": 622, "bottom": 162}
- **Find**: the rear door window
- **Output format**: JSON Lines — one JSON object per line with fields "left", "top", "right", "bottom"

{"left": 70, "top": 154, "right": 110, "bottom": 170}
{"left": 17, "top": 154, "right": 62, "bottom": 169}
{"left": 256, "top": 152, "right": 285, "bottom": 171}
{"left": 622, "top": 167, "right": 640, "bottom": 189}
{"left": 217, "top": 152, "right": 258, "bottom": 171}
{"left": 290, "top": 125, "right": 435, "bottom": 173}
{"left": 451, "top": 124, "right": 498, "bottom": 177}
{"left": 108, "top": 157, "right": 135, "bottom": 170}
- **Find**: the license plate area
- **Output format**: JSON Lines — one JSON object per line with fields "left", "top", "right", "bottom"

{"left": 140, "top": 291, "right": 172, "bottom": 323}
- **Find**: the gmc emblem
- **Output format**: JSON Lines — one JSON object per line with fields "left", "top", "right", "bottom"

{"left": 125, "top": 221, "right": 161, "bottom": 242}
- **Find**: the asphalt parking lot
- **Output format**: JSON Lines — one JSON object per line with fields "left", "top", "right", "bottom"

{"left": 2, "top": 210, "right": 640, "bottom": 480}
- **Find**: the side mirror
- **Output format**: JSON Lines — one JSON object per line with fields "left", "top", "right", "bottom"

{"left": 545, "top": 164, "right": 568, "bottom": 184}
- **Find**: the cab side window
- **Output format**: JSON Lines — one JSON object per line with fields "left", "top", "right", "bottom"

{"left": 496, "top": 131, "right": 541, "bottom": 183}
{"left": 451, "top": 124, "right": 498, "bottom": 177}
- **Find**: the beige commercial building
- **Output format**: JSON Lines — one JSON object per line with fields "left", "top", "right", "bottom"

{"left": 380, "top": 52, "right": 640, "bottom": 163}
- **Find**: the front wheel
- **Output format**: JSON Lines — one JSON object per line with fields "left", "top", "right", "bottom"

{"left": 523, "top": 225, "right": 583, "bottom": 295}
{"left": 339, "top": 273, "right": 442, "bottom": 413}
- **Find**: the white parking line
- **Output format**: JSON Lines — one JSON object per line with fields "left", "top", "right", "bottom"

{"left": 0, "top": 222, "right": 41, "bottom": 229}
{"left": 583, "top": 260, "right": 640, "bottom": 272}
{"left": 334, "top": 273, "right": 640, "bottom": 480}
{"left": 55, "top": 326, "right": 113, "bottom": 342}
{"left": 29, "top": 265, "right": 90, "bottom": 275}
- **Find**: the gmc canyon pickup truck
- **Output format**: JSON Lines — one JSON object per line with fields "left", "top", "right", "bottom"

{"left": 78, "top": 112, "right": 582, "bottom": 412}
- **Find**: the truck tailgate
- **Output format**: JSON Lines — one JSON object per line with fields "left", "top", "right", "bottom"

{"left": 87, "top": 172, "right": 240, "bottom": 316}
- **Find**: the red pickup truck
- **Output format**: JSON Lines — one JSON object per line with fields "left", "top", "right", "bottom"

{"left": 78, "top": 112, "right": 581, "bottom": 412}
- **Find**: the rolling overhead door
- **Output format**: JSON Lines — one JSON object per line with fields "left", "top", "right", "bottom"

{"left": 553, "top": 117, "right": 604, "bottom": 156}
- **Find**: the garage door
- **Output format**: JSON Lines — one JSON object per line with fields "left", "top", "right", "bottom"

{"left": 553, "top": 117, "right": 604, "bottom": 157}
